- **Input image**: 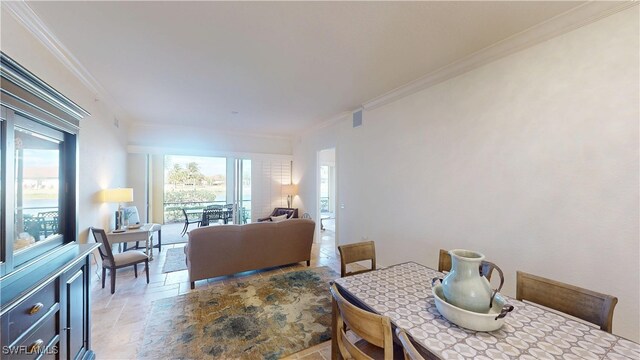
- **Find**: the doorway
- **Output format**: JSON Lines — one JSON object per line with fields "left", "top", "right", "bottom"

{"left": 317, "top": 148, "right": 336, "bottom": 251}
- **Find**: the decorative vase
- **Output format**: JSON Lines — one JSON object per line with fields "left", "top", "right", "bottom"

{"left": 441, "top": 249, "right": 495, "bottom": 313}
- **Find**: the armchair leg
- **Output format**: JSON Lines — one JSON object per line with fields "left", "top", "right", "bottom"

{"left": 134, "top": 264, "right": 138, "bottom": 278}
{"left": 145, "top": 260, "right": 150, "bottom": 284}
{"left": 190, "top": 281, "right": 195, "bottom": 290}
{"left": 307, "top": 260, "right": 311, "bottom": 266}
{"left": 110, "top": 268, "right": 116, "bottom": 294}
{"left": 157, "top": 230, "right": 162, "bottom": 252}
{"left": 102, "top": 267, "right": 106, "bottom": 288}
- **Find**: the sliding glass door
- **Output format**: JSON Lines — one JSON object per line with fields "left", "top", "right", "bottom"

{"left": 163, "top": 155, "right": 227, "bottom": 223}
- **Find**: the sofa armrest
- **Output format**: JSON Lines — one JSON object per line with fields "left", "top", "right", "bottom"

{"left": 257, "top": 216, "right": 272, "bottom": 222}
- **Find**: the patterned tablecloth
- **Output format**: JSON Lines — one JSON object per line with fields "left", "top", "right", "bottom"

{"left": 334, "top": 262, "right": 639, "bottom": 360}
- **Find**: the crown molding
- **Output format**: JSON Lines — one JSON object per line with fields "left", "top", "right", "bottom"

{"left": 3, "top": 0, "right": 124, "bottom": 117}
{"left": 362, "top": 1, "right": 638, "bottom": 112}
{"left": 127, "top": 145, "right": 293, "bottom": 161}
{"left": 130, "top": 121, "right": 294, "bottom": 142}
{"left": 297, "top": 111, "right": 351, "bottom": 139}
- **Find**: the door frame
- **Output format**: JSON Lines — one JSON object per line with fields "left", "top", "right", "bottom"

{"left": 316, "top": 148, "right": 338, "bottom": 250}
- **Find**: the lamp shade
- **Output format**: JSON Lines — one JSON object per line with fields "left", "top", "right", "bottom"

{"left": 282, "top": 184, "right": 298, "bottom": 195}
{"left": 101, "top": 188, "right": 133, "bottom": 203}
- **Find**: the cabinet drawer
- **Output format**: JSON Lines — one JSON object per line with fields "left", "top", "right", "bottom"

{"left": 8, "top": 281, "right": 57, "bottom": 345}
{"left": 6, "top": 312, "right": 58, "bottom": 360}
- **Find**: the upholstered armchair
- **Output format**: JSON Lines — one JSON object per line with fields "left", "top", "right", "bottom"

{"left": 257, "top": 207, "right": 299, "bottom": 222}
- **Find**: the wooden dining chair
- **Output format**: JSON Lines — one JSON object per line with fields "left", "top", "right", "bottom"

{"left": 437, "top": 249, "right": 451, "bottom": 273}
{"left": 395, "top": 328, "right": 424, "bottom": 360}
{"left": 338, "top": 241, "right": 376, "bottom": 278}
{"left": 330, "top": 284, "right": 397, "bottom": 359}
{"left": 90, "top": 227, "right": 149, "bottom": 294}
{"left": 438, "top": 248, "right": 496, "bottom": 281}
{"left": 516, "top": 271, "right": 618, "bottom": 333}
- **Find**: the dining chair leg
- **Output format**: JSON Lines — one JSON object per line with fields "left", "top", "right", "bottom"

{"left": 110, "top": 268, "right": 116, "bottom": 294}
{"left": 181, "top": 222, "right": 188, "bottom": 236}
{"left": 101, "top": 267, "right": 106, "bottom": 289}
{"left": 134, "top": 264, "right": 138, "bottom": 278}
{"left": 145, "top": 260, "right": 150, "bottom": 284}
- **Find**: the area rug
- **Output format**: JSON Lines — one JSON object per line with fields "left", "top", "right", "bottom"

{"left": 162, "top": 247, "right": 188, "bottom": 273}
{"left": 139, "top": 266, "right": 338, "bottom": 359}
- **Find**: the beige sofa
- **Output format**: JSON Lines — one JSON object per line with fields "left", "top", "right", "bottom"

{"left": 185, "top": 218, "right": 315, "bottom": 288}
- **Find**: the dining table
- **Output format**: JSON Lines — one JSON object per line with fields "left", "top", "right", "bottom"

{"left": 332, "top": 262, "right": 639, "bottom": 360}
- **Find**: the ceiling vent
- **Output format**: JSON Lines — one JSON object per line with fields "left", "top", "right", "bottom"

{"left": 353, "top": 109, "right": 363, "bottom": 128}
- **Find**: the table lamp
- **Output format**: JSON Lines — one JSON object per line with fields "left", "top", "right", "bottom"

{"left": 282, "top": 184, "right": 298, "bottom": 208}
{"left": 102, "top": 188, "right": 133, "bottom": 230}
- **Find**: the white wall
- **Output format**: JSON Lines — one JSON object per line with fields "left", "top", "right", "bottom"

{"left": 295, "top": 7, "right": 639, "bottom": 341}
{"left": 1, "top": 10, "right": 130, "bottom": 243}
{"left": 127, "top": 153, "right": 149, "bottom": 223}
{"left": 127, "top": 122, "right": 292, "bottom": 155}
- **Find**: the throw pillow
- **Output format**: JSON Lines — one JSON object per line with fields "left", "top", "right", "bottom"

{"left": 271, "top": 214, "right": 288, "bottom": 222}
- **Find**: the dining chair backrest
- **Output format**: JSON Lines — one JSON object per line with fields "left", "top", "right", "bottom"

{"left": 438, "top": 249, "right": 451, "bottom": 273}
{"left": 338, "top": 241, "right": 376, "bottom": 278}
{"left": 201, "top": 208, "right": 223, "bottom": 226}
{"left": 516, "top": 271, "right": 618, "bottom": 333}
{"left": 438, "top": 248, "right": 496, "bottom": 281}
{"left": 395, "top": 328, "right": 424, "bottom": 360}
{"left": 330, "top": 284, "right": 394, "bottom": 360}
{"left": 90, "top": 227, "right": 114, "bottom": 262}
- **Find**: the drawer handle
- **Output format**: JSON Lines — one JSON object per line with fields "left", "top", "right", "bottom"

{"left": 28, "top": 302, "right": 44, "bottom": 315}
{"left": 28, "top": 339, "right": 44, "bottom": 353}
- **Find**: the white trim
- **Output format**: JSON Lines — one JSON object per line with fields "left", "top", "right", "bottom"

{"left": 127, "top": 145, "right": 293, "bottom": 161}
{"left": 297, "top": 1, "right": 638, "bottom": 136}
{"left": 363, "top": 1, "right": 637, "bottom": 112}
{"left": 130, "top": 121, "right": 293, "bottom": 142}
{"left": 298, "top": 111, "right": 350, "bottom": 138}
{"left": 3, "top": 1, "right": 125, "bottom": 118}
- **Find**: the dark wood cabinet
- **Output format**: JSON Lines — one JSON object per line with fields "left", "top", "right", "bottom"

{"left": 61, "top": 261, "right": 90, "bottom": 360}
{"left": 0, "top": 53, "right": 96, "bottom": 359}
{"left": 1, "top": 244, "right": 98, "bottom": 360}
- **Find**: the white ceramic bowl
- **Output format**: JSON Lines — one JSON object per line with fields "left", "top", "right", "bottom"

{"left": 432, "top": 283, "right": 513, "bottom": 332}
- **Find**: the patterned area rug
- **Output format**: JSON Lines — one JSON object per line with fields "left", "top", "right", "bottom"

{"left": 162, "top": 247, "right": 187, "bottom": 273}
{"left": 140, "top": 266, "right": 338, "bottom": 359}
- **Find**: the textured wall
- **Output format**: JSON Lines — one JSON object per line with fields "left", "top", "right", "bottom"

{"left": 296, "top": 7, "right": 639, "bottom": 340}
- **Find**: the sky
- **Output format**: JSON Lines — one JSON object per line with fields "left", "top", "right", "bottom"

{"left": 164, "top": 155, "right": 227, "bottom": 177}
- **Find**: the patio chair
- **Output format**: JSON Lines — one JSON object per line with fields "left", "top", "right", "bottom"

{"left": 182, "top": 208, "right": 201, "bottom": 236}
{"left": 201, "top": 207, "right": 223, "bottom": 226}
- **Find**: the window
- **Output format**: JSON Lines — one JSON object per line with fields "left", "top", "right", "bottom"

{"left": 13, "top": 122, "right": 63, "bottom": 256}
{"left": 163, "top": 155, "right": 227, "bottom": 223}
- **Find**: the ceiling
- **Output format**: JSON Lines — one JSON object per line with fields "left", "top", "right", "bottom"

{"left": 25, "top": 1, "right": 584, "bottom": 137}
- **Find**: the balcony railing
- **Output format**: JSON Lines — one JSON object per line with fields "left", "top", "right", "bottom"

{"left": 164, "top": 200, "right": 251, "bottom": 223}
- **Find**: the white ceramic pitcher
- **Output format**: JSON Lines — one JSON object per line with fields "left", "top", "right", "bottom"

{"left": 441, "top": 249, "right": 504, "bottom": 313}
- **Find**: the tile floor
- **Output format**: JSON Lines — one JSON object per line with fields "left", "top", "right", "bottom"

{"left": 90, "top": 220, "right": 347, "bottom": 359}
